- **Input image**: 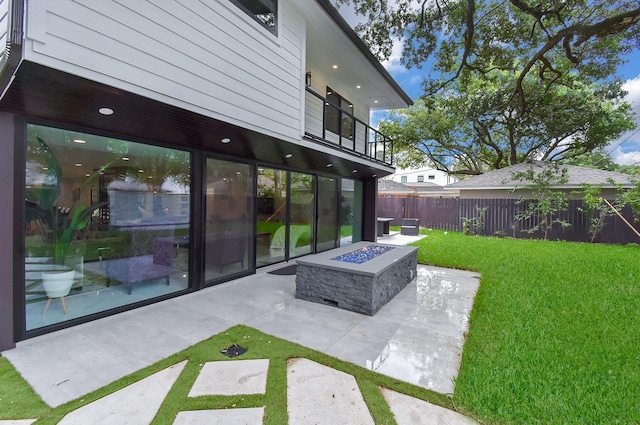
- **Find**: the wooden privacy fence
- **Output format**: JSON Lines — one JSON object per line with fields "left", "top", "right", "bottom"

{"left": 377, "top": 197, "right": 640, "bottom": 244}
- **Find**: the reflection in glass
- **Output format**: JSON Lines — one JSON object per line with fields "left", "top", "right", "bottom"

{"left": 289, "top": 172, "right": 314, "bottom": 258}
{"left": 24, "top": 124, "right": 190, "bottom": 331}
{"left": 204, "top": 159, "right": 253, "bottom": 282}
{"left": 340, "top": 178, "right": 362, "bottom": 246}
{"left": 256, "top": 168, "right": 288, "bottom": 266}
{"left": 317, "top": 176, "right": 338, "bottom": 252}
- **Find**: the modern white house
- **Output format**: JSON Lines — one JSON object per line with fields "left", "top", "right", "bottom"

{"left": 0, "top": 0, "right": 411, "bottom": 350}
{"left": 387, "top": 167, "right": 458, "bottom": 187}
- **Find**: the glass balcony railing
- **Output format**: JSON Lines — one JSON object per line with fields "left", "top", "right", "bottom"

{"left": 304, "top": 88, "right": 393, "bottom": 166}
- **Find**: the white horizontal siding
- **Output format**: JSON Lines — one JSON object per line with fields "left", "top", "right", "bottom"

{"left": 0, "top": 0, "right": 8, "bottom": 59}
{"left": 24, "top": 0, "right": 305, "bottom": 142}
{"left": 304, "top": 90, "right": 323, "bottom": 137}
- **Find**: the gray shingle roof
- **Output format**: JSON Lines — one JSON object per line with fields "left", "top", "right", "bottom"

{"left": 404, "top": 182, "right": 445, "bottom": 192}
{"left": 378, "top": 179, "right": 416, "bottom": 193}
{"left": 446, "top": 161, "right": 637, "bottom": 190}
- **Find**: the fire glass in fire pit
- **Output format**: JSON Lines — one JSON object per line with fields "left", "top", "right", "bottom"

{"left": 331, "top": 244, "right": 394, "bottom": 264}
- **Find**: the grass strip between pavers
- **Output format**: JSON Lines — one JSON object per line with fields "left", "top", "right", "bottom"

{"left": 10, "top": 325, "right": 455, "bottom": 425}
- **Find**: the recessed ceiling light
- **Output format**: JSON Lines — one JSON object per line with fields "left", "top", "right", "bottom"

{"left": 372, "top": 174, "right": 377, "bottom": 177}
{"left": 148, "top": 176, "right": 152, "bottom": 179}
{"left": 85, "top": 173, "right": 91, "bottom": 177}
{"left": 352, "top": 169, "right": 358, "bottom": 173}
{"left": 356, "top": 85, "right": 361, "bottom": 89}
{"left": 374, "top": 100, "right": 378, "bottom": 104}
{"left": 98, "top": 107, "right": 114, "bottom": 115}
{"left": 42, "top": 167, "right": 49, "bottom": 171}
{"left": 285, "top": 153, "right": 293, "bottom": 158}
{"left": 221, "top": 138, "right": 231, "bottom": 144}
{"left": 122, "top": 156, "right": 130, "bottom": 161}
{"left": 138, "top": 169, "right": 144, "bottom": 173}
{"left": 332, "top": 65, "right": 338, "bottom": 69}
{"left": 73, "top": 139, "right": 86, "bottom": 144}
{"left": 326, "top": 163, "right": 333, "bottom": 167}
{"left": 75, "top": 163, "right": 82, "bottom": 167}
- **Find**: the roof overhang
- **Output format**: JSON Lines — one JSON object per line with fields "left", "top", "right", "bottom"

{"left": 302, "top": 0, "right": 412, "bottom": 110}
{"left": 0, "top": 61, "right": 393, "bottom": 179}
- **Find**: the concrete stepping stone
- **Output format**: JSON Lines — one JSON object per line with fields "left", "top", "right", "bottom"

{"left": 381, "top": 388, "right": 478, "bottom": 425}
{"left": 173, "top": 407, "right": 265, "bottom": 424}
{"left": 57, "top": 360, "right": 187, "bottom": 425}
{"left": 287, "top": 358, "right": 374, "bottom": 425}
{"left": 188, "top": 359, "right": 269, "bottom": 397}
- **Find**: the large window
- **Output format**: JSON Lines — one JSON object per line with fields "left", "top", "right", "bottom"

{"left": 231, "top": 0, "right": 277, "bottom": 34}
{"left": 24, "top": 124, "right": 191, "bottom": 331}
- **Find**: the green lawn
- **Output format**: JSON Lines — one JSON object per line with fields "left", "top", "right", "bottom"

{"left": 2, "top": 231, "right": 639, "bottom": 424}
{"left": 414, "top": 230, "right": 640, "bottom": 424}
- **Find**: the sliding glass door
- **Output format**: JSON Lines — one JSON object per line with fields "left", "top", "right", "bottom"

{"left": 256, "top": 167, "right": 288, "bottom": 266}
{"left": 316, "top": 176, "right": 338, "bottom": 252}
{"left": 204, "top": 158, "right": 253, "bottom": 282}
{"left": 289, "top": 172, "right": 314, "bottom": 258}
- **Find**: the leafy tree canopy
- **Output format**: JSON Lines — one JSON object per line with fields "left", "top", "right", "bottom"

{"left": 379, "top": 74, "right": 635, "bottom": 176}
{"left": 334, "top": 0, "right": 640, "bottom": 175}
{"left": 334, "top": 0, "right": 640, "bottom": 114}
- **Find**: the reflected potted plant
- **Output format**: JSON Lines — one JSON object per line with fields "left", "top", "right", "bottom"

{"left": 26, "top": 136, "right": 110, "bottom": 300}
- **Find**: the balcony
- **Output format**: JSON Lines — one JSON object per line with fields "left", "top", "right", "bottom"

{"left": 304, "top": 88, "right": 394, "bottom": 166}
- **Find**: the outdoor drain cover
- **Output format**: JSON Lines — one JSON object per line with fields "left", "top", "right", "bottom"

{"left": 221, "top": 344, "right": 247, "bottom": 358}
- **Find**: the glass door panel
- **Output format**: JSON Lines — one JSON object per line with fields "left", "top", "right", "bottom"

{"left": 204, "top": 158, "right": 253, "bottom": 282}
{"left": 316, "top": 176, "right": 338, "bottom": 252}
{"left": 290, "top": 172, "right": 314, "bottom": 258}
{"left": 340, "top": 178, "right": 362, "bottom": 246}
{"left": 256, "top": 167, "right": 288, "bottom": 266}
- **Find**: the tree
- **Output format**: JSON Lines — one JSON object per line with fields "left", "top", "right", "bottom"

{"left": 578, "top": 181, "right": 640, "bottom": 242}
{"left": 562, "top": 149, "right": 618, "bottom": 171}
{"left": 510, "top": 161, "right": 571, "bottom": 240}
{"left": 334, "top": 0, "right": 640, "bottom": 114}
{"left": 563, "top": 150, "right": 640, "bottom": 176}
{"left": 379, "top": 75, "right": 634, "bottom": 176}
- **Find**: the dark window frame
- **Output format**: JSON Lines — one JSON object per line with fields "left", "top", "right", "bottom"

{"left": 325, "top": 86, "right": 354, "bottom": 139}
{"left": 230, "top": 0, "right": 278, "bottom": 35}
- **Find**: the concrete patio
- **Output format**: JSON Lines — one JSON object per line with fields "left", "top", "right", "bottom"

{"left": 2, "top": 233, "right": 481, "bottom": 423}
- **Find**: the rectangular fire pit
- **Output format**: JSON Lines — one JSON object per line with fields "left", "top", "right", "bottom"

{"left": 295, "top": 242, "right": 418, "bottom": 315}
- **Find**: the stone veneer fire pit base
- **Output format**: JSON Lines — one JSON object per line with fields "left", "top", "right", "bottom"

{"left": 295, "top": 242, "right": 418, "bottom": 315}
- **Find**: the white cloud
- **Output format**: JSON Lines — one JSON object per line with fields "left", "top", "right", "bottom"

{"left": 609, "top": 74, "right": 640, "bottom": 165}
{"left": 381, "top": 38, "right": 408, "bottom": 74}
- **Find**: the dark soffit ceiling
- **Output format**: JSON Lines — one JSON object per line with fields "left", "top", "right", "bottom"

{"left": 0, "top": 61, "right": 392, "bottom": 179}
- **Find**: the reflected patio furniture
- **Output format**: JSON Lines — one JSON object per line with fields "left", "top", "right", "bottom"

{"left": 25, "top": 256, "right": 84, "bottom": 314}
{"left": 206, "top": 232, "right": 247, "bottom": 272}
{"left": 102, "top": 237, "right": 173, "bottom": 295}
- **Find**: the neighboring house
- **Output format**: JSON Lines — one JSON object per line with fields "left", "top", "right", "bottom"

{"left": 444, "top": 161, "right": 636, "bottom": 199}
{"left": 389, "top": 167, "right": 458, "bottom": 186}
{"left": 377, "top": 179, "right": 417, "bottom": 197}
{"left": 0, "top": 1, "right": 411, "bottom": 350}
{"left": 378, "top": 179, "right": 459, "bottom": 198}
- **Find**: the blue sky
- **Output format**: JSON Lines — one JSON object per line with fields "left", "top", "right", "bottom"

{"left": 339, "top": 7, "right": 640, "bottom": 166}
